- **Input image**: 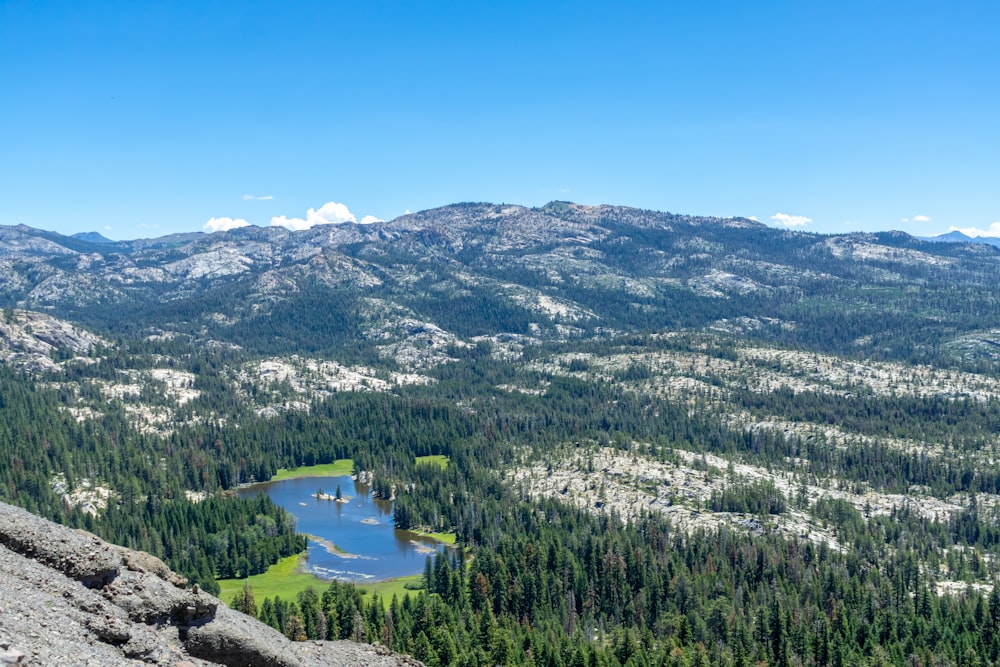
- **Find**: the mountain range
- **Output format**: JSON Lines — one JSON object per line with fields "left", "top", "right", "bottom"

{"left": 3, "top": 200, "right": 1000, "bottom": 370}
{"left": 924, "top": 229, "right": 1000, "bottom": 247}
{"left": 6, "top": 201, "right": 1000, "bottom": 664}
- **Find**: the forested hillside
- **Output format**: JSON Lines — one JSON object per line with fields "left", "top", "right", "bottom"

{"left": 3, "top": 202, "right": 1000, "bottom": 664}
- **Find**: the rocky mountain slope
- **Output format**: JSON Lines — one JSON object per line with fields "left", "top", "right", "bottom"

{"left": 5, "top": 202, "right": 1000, "bottom": 663}
{"left": 2, "top": 201, "right": 999, "bottom": 436}
{"left": 0, "top": 202, "right": 995, "bottom": 388}
{"left": 0, "top": 308, "right": 104, "bottom": 371}
{"left": 0, "top": 501, "right": 418, "bottom": 666}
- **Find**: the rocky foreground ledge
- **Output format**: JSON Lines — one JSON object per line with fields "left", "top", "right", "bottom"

{"left": 0, "top": 501, "right": 421, "bottom": 666}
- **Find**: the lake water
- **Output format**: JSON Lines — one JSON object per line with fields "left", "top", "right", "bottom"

{"left": 237, "top": 475, "right": 444, "bottom": 582}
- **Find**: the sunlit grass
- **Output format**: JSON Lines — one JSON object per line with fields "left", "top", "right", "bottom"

{"left": 217, "top": 555, "right": 425, "bottom": 610}
{"left": 269, "top": 459, "right": 355, "bottom": 481}
{"left": 358, "top": 574, "right": 424, "bottom": 607}
{"left": 415, "top": 454, "right": 449, "bottom": 469}
{"left": 416, "top": 530, "right": 457, "bottom": 545}
{"left": 217, "top": 553, "right": 325, "bottom": 606}
{"left": 221, "top": 455, "right": 451, "bottom": 610}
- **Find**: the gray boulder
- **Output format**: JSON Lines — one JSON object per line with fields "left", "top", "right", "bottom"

{"left": 0, "top": 501, "right": 420, "bottom": 666}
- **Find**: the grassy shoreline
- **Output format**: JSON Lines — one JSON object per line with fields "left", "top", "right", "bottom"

{"left": 414, "top": 530, "right": 457, "bottom": 545}
{"left": 217, "top": 553, "right": 425, "bottom": 608}
{"left": 217, "top": 553, "right": 324, "bottom": 605}
{"left": 219, "top": 456, "right": 453, "bottom": 607}
{"left": 268, "top": 459, "right": 355, "bottom": 481}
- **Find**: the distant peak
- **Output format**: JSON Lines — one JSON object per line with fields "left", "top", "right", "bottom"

{"left": 539, "top": 201, "right": 577, "bottom": 216}
{"left": 921, "top": 230, "right": 1000, "bottom": 248}
{"left": 933, "top": 230, "right": 973, "bottom": 240}
{"left": 71, "top": 231, "right": 116, "bottom": 244}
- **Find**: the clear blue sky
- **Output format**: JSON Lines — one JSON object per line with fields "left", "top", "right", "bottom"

{"left": 2, "top": 1, "right": 997, "bottom": 240}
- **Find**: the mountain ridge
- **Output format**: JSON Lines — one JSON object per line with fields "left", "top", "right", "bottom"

{"left": 924, "top": 229, "right": 1000, "bottom": 247}
{"left": 1, "top": 200, "right": 998, "bottom": 368}
{"left": 5, "top": 201, "right": 1000, "bottom": 664}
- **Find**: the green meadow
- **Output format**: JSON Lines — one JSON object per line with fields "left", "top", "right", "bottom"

{"left": 268, "top": 459, "right": 355, "bottom": 481}
{"left": 218, "top": 554, "right": 423, "bottom": 609}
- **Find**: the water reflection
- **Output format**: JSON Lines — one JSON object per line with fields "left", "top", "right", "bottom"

{"left": 238, "top": 475, "right": 443, "bottom": 582}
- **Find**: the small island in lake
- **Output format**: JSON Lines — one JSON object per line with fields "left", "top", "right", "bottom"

{"left": 314, "top": 485, "right": 350, "bottom": 503}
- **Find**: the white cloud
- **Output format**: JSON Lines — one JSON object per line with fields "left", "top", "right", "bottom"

{"left": 242, "top": 194, "right": 274, "bottom": 201}
{"left": 204, "top": 216, "right": 251, "bottom": 233}
{"left": 913, "top": 215, "right": 931, "bottom": 222}
{"left": 360, "top": 215, "right": 384, "bottom": 225}
{"left": 404, "top": 209, "right": 412, "bottom": 215}
{"left": 770, "top": 212, "right": 812, "bottom": 228}
{"left": 949, "top": 222, "right": 1000, "bottom": 238}
{"left": 269, "top": 201, "right": 357, "bottom": 231}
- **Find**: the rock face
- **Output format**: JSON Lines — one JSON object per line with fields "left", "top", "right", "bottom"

{"left": 0, "top": 502, "right": 420, "bottom": 667}
{"left": 0, "top": 309, "right": 105, "bottom": 372}
{"left": 1, "top": 201, "right": 998, "bottom": 376}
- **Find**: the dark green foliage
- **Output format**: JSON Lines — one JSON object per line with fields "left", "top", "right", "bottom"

{"left": 98, "top": 494, "right": 305, "bottom": 593}
{"left": 252, "top": 497, "right": 1000, "bottom": 666}
{"left": 0, "top": 365, "right": 304, "bottom": 590}
{"left": 409, "top": 290, "right": 536, "bottom": 337}
{"left": 709, "top": 480, "right": 787, "bottom": 515}
{"left": 10, "top": 207, "right": 1000, "bottom": 664}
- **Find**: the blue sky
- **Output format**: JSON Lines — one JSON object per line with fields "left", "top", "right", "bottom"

{"left": 2, "top": 1, "right": 997, "bottom": 240}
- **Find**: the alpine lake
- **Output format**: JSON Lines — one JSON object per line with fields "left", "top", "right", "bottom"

{"left": 238, "top": 475, "right": 446, "bottom": 583}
